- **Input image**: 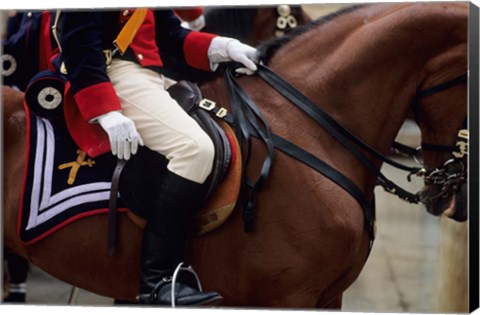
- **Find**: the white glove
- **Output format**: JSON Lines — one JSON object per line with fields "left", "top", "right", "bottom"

{"left": 95, "top": 111, "right": 144, "bottom": 160}
{"left": 208, "top": 36, "right": 259, "bottom": 73}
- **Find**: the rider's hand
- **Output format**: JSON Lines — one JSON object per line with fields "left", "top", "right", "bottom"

{"left": 208, "top": 36, "right": 259, "bottom": 73}
{"left": 95, "top": 111, "right": 144, "bottom": 160}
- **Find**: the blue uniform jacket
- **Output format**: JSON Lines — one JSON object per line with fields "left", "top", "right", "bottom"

{"left": 60, "top": 9, "right": 216, "bottom": 122}
{"left": 2, "top": 11, "right": 57, "bottom": 90}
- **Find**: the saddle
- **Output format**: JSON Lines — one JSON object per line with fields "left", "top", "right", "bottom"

{"left": 167, "top": 80, "right": 232, "bottom": 200}
{"left": 119, "top": 81, "right": 242, "bottom": 234}
{"left": 20, "top": 70, "right": 241, "bottom": 246}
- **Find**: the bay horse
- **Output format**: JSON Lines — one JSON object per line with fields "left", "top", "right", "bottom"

{"left": 3, "top": 3, "right": 468, "bottom": 309}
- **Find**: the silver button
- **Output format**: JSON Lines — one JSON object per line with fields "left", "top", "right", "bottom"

{"left": 137, "top": 54, "right": 143, "bottom": 61}
{"left": 123, "top": 10, "right": 130, "bottom": 16}
{"left": 27, "top": 12, "right": 32, "bottom": 18}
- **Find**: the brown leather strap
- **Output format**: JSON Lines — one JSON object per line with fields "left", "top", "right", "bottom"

{"left": 108, "top": 159, "right": 127, "bottom": 256}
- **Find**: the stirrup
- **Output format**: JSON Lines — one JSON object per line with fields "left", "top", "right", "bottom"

{"left": 171, "top": 262, "right": 203, "bottom": 308}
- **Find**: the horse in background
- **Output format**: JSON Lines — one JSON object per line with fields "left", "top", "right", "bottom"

{"left": 3, "top": 3, "right": 468, "bottom": 308}
{"left": 202, "top": 5, "right": 311, "bottom": 45}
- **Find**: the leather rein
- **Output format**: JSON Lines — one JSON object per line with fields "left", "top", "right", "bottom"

{"left": 391, "top": 74, "right": 468, "bottom": 205}
{"left": 219, "top": 63, "right": 468, "bottom": 250}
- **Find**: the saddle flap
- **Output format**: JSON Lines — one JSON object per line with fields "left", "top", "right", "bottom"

{"left": 167, "top": 80, "right": 232, "bottom": 200}
{"left": 120, "top": 82, "right": 243, "bottom": 236}
{"left": 124, "top": 120, "right": 242, "bottom": 236}
{"left": 167, "top": 80, "right": 201, "bottom": 114}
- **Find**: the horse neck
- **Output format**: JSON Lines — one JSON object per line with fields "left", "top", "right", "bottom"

{"left": 266, "top": 3, "right": 468, "bottom": 156}
{"left": 201, "top": 3, "right": 467, "bottom": 196}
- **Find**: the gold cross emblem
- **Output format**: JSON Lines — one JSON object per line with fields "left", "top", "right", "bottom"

{"left": 58, "top": 149, "right": 96, "bottom": 185}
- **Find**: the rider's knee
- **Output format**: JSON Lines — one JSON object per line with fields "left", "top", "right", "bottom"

{"left": 191, "top": 132, "right": 215, "bottom": 168}
{"left": 169, "top": 132, "right": 215, "bottom": 183}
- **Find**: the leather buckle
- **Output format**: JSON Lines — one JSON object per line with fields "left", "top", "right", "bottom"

{"left": 199, "top": 99, "right": 216, "bottom": 111}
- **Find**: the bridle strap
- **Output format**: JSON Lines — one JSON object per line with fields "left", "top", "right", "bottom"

{"left": 395, "top": 117, "right": 468, "bottom": 158}
{"left": 421, "top": 143, "right": 459, "bottom": 153}
{"left": 416, "top": 73, "right": 468, "bottom": 99}
{"left": 422, "top": 117, "right": 468, "bottom": 153}
{"left": 392, "top": 76, "right": 468, "bottom": 161}
{"left": 269, "top": 129, "right": 376, "bottom": 249}
{"left": 254, "top": 64, "right": 421, "bottom": 201}
{"left": 392, "top": 141, "right": 420, "bottom": 157}
{"left": 255, "top": 65, "right": 422, "bottom": 173}
{"left": 224, "top": 66, "right": 376, "bottom": 248}
{"left": 221, "top": 63, "right": 467, "bottom": 249}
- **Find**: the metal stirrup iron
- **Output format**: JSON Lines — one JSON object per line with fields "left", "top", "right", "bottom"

{"left": 170, "top": 262, "right": 203, "bottom": 308}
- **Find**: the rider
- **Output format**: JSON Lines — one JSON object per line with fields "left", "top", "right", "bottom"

{"left": 59, "top": 8, "right": 258, "bottom": 306}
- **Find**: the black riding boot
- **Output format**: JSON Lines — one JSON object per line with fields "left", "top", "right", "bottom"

{"left": 137, "top": 170, "right": 222, "bottom": 306}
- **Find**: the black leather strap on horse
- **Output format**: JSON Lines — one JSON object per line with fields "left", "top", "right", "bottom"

{"left": 252, "top": 64, "right": 421, "bottom": 203}
{"left": 392, "top": 141, "right": 420, "bottom": 157}
{"left": 393, "top": 76, "right": 468, "bottom": 157}
{"left": 108, "top": 158, "right": 127, "bottom": 256}
{"left": 225, "top": 67, "right": 276, "bottom": 232}
{"left": 270, "top": 129, "right": 376, "bottom": 249}
{"left": 416, "top": 73, "right": 467, "bottom": 99}
{"left": 256, "top": 65, "right": 420, "bottom": 171}
{"left": 219, "top": 64, "right": 466, "bottom": 250}
{"left": 223, "top": 65, "right": 375, "bottom": 251}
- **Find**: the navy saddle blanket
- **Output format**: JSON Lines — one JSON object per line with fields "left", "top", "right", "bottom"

{"left": 19, "top": 106, "right": 126, "bottom": 244}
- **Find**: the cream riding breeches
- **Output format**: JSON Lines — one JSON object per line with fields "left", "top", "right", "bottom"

{"left": 107, "top": 59, "right": 214, "bottom": 184}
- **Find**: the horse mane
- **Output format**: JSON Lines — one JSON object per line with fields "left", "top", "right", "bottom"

{"left": 203, "top": 5, "right": 307, "bottom": 44}
{"left": 257, "top": 4, "right": 367, "bottom": 64}
{"left": 203, "top": 7, "right": 259, "bottom": 42}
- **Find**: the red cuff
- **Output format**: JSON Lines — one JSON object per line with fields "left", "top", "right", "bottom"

{"left": 184, "top": 32, "right": 216, "bottom": 71}
{"left": 39, "top": 12, "right": 53, "bottom": 71}
{"left": 73, "top": 82, "right": 121, "bottom": 121}
{"left": 175, "top": 8, "right": 204, "bottom": 22}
